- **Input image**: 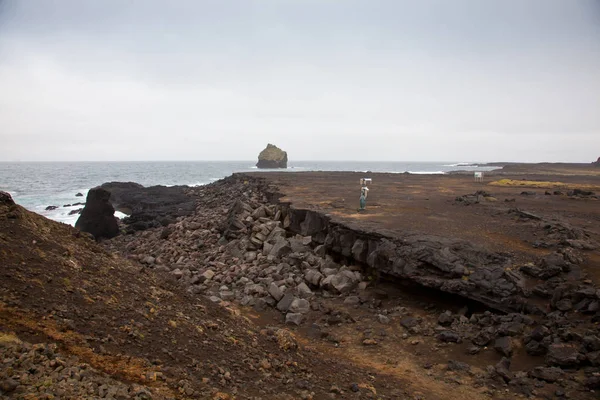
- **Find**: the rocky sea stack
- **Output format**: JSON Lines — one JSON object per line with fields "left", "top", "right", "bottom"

{"left": 256, "top": 143, "right": 288, "bottom": 169}
{"left": 75, "top": 187, "right": 119, "bottom": 240}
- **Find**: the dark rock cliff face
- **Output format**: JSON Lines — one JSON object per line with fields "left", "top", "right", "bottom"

{"left": 75, "top": 188, "right": 119, "bottom": 240}
{"left": 247, "top": 174, "right": 596, "bottom": 317}
{"left": 256, "top": 144, "right": 288, "bottom": 169}
{"left": 99, "top": 182, "right": 196, "bottom": 232}
{"left": 593, "top": 157, "right": 600, "bottom": 167}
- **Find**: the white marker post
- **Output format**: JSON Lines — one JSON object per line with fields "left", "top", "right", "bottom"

{"left": 474, "top": 172, "right": 483, "bottom": 182}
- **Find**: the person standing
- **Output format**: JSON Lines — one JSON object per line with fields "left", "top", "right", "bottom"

{"left": 359, "top": 182, "right": 369, "bottom": 211}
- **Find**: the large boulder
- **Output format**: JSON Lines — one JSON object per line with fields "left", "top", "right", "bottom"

{"left": 75, "top": 188, "right": 119, "bottom": 240}
{"left": 256, "top": 144, "right": 288, "bottom": 169}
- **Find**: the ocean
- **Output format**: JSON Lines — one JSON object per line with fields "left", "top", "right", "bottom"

{"left": 0, "top": 161, "right": 497, "bottom": 226}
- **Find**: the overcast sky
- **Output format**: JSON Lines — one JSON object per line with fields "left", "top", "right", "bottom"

{"left": 1, "top": 0, "right": 599, "bottom": 162}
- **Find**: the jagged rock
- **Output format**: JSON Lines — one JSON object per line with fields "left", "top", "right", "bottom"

{"left": 493, "top": 337, "right": 513, "bottom": 357}
{"left": 277, "top": 292, "right": 295, "bottom": 312}
{"left": 219, "top": 290, "right": 235, "bottom": 301}
{"left": 472, "top": 328, "right": 495, "bottom": 346}
{"left": 546, "top": 343, "right": 581, "bottom": 367}
{"left": 528, "top": 367, "right": 565, "bottom": 383}
{"left": 344, "top": 296, "right": 360, "bottom": 306}
{"left": 256, "top": 144, "right": 288, "bottom": 169}
{"left": 0, "top": 191, "right": 15, "bottom": 206}
{"left": 305, "top": 269, "right": 324, "bottom": 286}
{"left": 75, "top": 188, "right": 119, "bottom": 240}
{"left": 438, "top": 311, "right": 454, "bottom": 326}
{"left": 583, "top": 335, "right": 600, "bottom": 352}
{"left": 100, "top": 182, "right": 195, "bottom": 232}
{"left": 200, "top": 269, "right": 215, "bottom": 282}
{"left": 494, "top": 357, "right": 513, "bottom": 383}
{"left": 285, "top": 312, "right": 303, "bottom": 325}
{"left": 587, "top": 351, "right": 600, "bottom": 366}
{"left": 296, "top": 282, "right": 312, "bottom": 298}
{"left": 438, "top": 331, "right": 460, "bottom": 343}
{"left": 447, "top": 360, "right": 470, "bottom": 372}
{"left": 400, "top": 317, "right": 419, "bottom": 329}
{"left": 269, "top": 237, "right": 292, "bottom": 259}
{"left": 289, "top": 298, "right": 310, "bottom": 314}
{"left": 525, "top": 340, "right": 547, "bottom": 356}
{"left": 268, "top": 282, "right": 284, "bottom": 301}
{"left": 330, "top": 270, "right": 360, "bottom": 293}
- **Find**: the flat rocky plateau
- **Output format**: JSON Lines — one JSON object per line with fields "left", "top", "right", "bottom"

{"left": 2, "top": 164, "right": 600, "bottom": 399}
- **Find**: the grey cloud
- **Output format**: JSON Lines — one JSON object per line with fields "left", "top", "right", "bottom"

{"left": 0, "top": 0, "right": 599, "bottom": 162}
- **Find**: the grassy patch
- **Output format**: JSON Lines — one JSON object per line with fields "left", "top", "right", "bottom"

{"left": 489, "top": 179, "right": 600, "bottom": 191}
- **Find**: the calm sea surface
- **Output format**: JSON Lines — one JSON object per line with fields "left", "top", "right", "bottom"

{"left": 0, "top": 161, "right": 496, "bottom": 225}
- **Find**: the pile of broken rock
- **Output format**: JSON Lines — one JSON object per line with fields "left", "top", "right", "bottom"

{"left": 105, "top": 179, "right": 365, "bottom": 328}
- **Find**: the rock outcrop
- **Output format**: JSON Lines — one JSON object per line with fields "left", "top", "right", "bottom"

{"left": 593, "top": 157, "right": 600, "bottom": 167}
{"left": 75, "top": 188, "right": 119, "bottom": 240}
{"left": 99, "top": 182, "right": 196, "bottom": 232}
{"left": 256, "top": 144, "right": 288, "bottom": 169}
{"left": 0, "top": 191, "right": 14, "bottom": 206}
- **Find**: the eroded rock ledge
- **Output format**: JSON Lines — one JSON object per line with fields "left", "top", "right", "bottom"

{"left": 248, "top": 173, "right": 597, "bottom": 318}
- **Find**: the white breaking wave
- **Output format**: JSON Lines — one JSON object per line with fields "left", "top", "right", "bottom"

{"left": 442, "top": 162, "right": 478, "bottom": 167}
{"left": 407, "top": 171, "right": 445, "bottom": 174}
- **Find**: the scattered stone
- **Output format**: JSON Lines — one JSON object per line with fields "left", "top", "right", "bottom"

{"left": 362, "top": 339, "right": 378, "bottom": 346}
{"left": 400, "top": 317, "right": 419, "bottom": 330}
{"left": 529, "top": 367, "right": 565, "bottom": 383}
{"left": 437, "top": 331, "right": 460, "bottom": 343}
{"left": 447, "top": 360, "right": 470, "bottom": 372}
{"left": 377, "top": 314, "right": 390, "bottom": 324}
{"left": 277, "top": 292, "right": 295, "bottom": 312}
{"left": 344, "top": 296, "right": 360, "bottom": 306}
{"left": 493, "top": 336, "right": 513, "bottom": 357}
{"left": 546, "top": 343, "right": 581, "bottom": 367}
{"left": 296, "top": 282, "right": 313, "bottom": 298}
{"left": 268, "top": 282, "right": 284, "bottom": 301}
{"left": 438, "top": 311, "right": 454, "bottom": 326}
{"left": 285, "top": 312, "right": 303, "bottom": 325}
{"left": 289, "top": 298, "right": 310, "bottom": 314}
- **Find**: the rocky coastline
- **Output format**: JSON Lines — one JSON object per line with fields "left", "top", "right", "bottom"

{"left": 98, "top": 172, "right": 600, "bottom": 398}
{"left": 3, "top": 167, "right": 600, "bottom": 399}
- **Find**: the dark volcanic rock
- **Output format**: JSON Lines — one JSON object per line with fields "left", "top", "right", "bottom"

{"left": 256, "top": 144, "right": 288, "bottom": 169}
{"left": 593, "top": 157, "right": 600, "bottom": 167}
{"left": 75, "top": 188, "right": 119, "bottom": 240}
{"left": 99, "top": 182, "right": 196, "bottom": 232}
{"left": 493, "top": 336, "right": 513, "bottom": 357}
{"left": 437, "top": 330, "right": 460, "bottom": 343}
{"left": 75, "top": 192, "right": 84, "bottom": 197}
{"left": 546, "top": 343, "right": 581, "bottom": 367}
{"left": 0, "top": 191, "right": 14, "bottom": 206}
{"left": 528, "top": 366, "right": 565, "bottom": 383}
{"left": 45, "top": 205, "right": 58, "bottom": 211}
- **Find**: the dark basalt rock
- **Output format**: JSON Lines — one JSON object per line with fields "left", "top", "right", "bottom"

{"left": 256, "top": 144, "right": 288, "bottom": 169}
{"left": 99, "top": 182, "right": 196, "bottom": 232}
{"left": 0, "top": 191, "right": 15, "bottom": 206}
{"left": 75, "top": 188, "right": 119, "bottom": 240}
